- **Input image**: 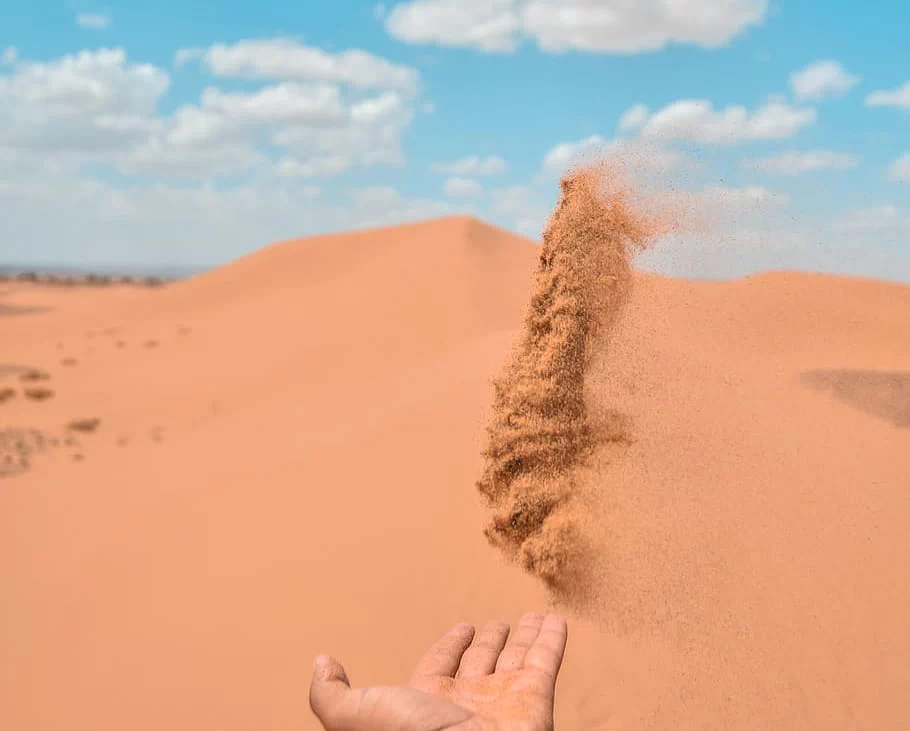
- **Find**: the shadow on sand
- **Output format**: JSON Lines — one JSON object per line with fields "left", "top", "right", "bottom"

{"left": 802, "top": 369, "right": 910, "bottom": 428}
{"left": 0, "top": 289, "right": 53, "bottom": 317}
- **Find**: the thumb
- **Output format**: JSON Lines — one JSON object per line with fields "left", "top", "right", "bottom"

{"left": 308, "top": 654, "right": 353, "bottom": 726}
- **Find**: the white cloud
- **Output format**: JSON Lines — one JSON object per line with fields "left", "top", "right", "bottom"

{"left": 833, "top": 204, "right": 910, "bottom": 232}
{"left": 618, "top": 104, "right": 649, "bottom": 133}
{"left": 694, "top": 184, "right": 790, "bottom": 210}
{"left": 741, "top": 149, "right": 860, "bottom": 175}
{"left": 524, "top": 0, "right": 768, "bottom": 52}
{"left": 789, "top": 60, "right": 860, "bottom": 101}
{"left": 488, "top": 184, "right": 548, "bottom": 237}
{"left": 0, "top": 48, "right": 168, "bottom": 157}
{"left": 272, "top": 89, "right": 413, "bottom": 171}
{"left": 384, "top": 0, "right": 768, "bottom": 53}
{"left": 76, "top": 13, "right": 111, "bottom": 29}
{"left": 118, "top": 139, "right": 264, "bottom": 178}
{"left": 174, "top": 47, "right": 204, "bottom": 67}
{"left": 349, "top": 90, "right": 403, "bottom": 123}
{"left": 113, "top": 83, "right": 351, "bottom": 178}
{"left": 145, "top": 86, "right": 412, "bottom": 178}
{"left": 0, "top": 48, "right": 167, "bottom": 116}
{"left": 346, "top": 185, "right": 454, "bottom": 226}
{"left": 638, "top": 220, "right": 910, "bottom": 282}
{"left": 431, "top": 155, "right": 507, "bottom": 175}
{"left": 541, "top": 134, "right": 610, "bottom": 172}
{"left": 636, "top": 99, "right": 816, "bottom": 145}
{"left": 866, "top": 82, "right": 910, "bottom": 111}
{"left": 275, "top": 155, "right": 351, "bottom": 178}
{"left": 887, "top": 153, "right": 910, "bottom": 182}
{"left": 540, "top": 135, "right": 688, "bottom": 177}
{"left": 1, "top": 47, "right": 17, "bottom": 64}
{"left": 0, "top": 46, "right": 417, "bottom": 181}
{"left": 443, "top": 176, "right": 483, "bottom": 196}
{"left": 385, "top": 0, "right": 521, "bottom": 52}
{"left": 489, "top": 184, "right": 533, "bottom": 216}
{"left": 488, "top": 179, "right": 790, "bottom": 255}
{"left": 634, "top": 185, "right": 820, "bottom": 280}
{"left": 514, "top": 218, "right": 544, "bottom": 237}
{"left": 187, "top": 38, "right": 419, "bottom": 92}
{"left": 191, "top": 83, "right": 345, "bottom": 130}
{"left": 0, "top": 162, "right": 455, "bottom": 267}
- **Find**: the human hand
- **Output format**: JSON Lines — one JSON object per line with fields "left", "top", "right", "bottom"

{"left": 309, "top": 612, "right": 568, "bottom": 731}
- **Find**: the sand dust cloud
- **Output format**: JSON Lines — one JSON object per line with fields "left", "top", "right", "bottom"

{"left": 476, "top": 161, "right": 668, "bottom": 613}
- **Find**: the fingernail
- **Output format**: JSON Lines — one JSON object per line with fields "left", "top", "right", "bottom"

{"left": 313, "top": 654, "right": 328, "bottom": 672}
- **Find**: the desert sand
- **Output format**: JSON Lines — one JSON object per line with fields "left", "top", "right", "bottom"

{"left": 2, "top": 200, "right": 910, "bottom": 728}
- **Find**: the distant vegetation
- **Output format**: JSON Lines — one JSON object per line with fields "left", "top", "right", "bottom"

{"left": 0, "top": 264, "right": 203, "bottom": 286}
{"left": 0, "top": 272, "right": 170, "bottom": 287}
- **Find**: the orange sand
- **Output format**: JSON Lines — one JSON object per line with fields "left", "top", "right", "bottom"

{"left": 2, "top": 212, "right": 910, "bottom": 729}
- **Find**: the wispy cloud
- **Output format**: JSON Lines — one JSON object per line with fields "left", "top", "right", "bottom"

{"left": 789, "top": 60, "right": 861, "bottom": 101}
{"left": 741, "top": 149, "right": 860, "bottom": 175}
{"left": 76, "top": 13, "right": 112, "bottom": 29}
{"left": 384, "top": 0, "right": 768, "bottom": 54}
{"left": 630, "top": 99, "right": 816, "bottom": 145}
{"left": 866, "top": 82, "right": 910, "bottom": 111}
{"left": 177, "top": 38, "right": 418, "bottom": 92}
{"left": 431, "top": 155, "right": 507, "bottom": 175}
{"left": 443, "top": 176, "right": 483, "bottom": 196}
{"left": 887, "top": 153, "right": 910, "bottom": 182}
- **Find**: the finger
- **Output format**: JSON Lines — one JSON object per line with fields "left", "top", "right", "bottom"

{"left": 456, "top": 620, "right": 511, "bottom": 678}
{"left": 495, "top": 612, "right": 544, "bottom": 673}
{"left": 308, "top": 654, "right": 353, "bottom": 726}
{"left": 523, "top": 614, "right": 568, "bottom": 680}
{"left": 410, "top": 622, "right": 475, "bottom": 681}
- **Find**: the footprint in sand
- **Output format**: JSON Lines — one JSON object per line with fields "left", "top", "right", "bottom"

{"left": 1, "top": 453, "right": 23, "bottom": 475}
{"left": 19, "top": 369, "right": 50, "bottom": 382}
{"left": 23, "top": 387, "right": 54, "bottom": 401}
{"left": 64, "top": 419, "right": 100, "bottom": 460}
{"left": 0, "top": 387, "right": 15, "bottom": 404}
{"left": 67, "top": 418, "right": 101, "bottom": 434}
{"left": 0, "top": 428, "right": 54, "bottom": 478}
{"left": 61, "top": 357, "right": 78, "bottom": 366}
{"left": 0, "top": 419, "right": 99, "bottom": 478}
{"left": 144, "top": 339, "right": 159, "bottom": 348}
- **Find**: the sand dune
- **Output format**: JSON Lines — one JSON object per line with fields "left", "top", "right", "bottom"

{"left": 2, "top": 207, "right": 910, "bottom": 729}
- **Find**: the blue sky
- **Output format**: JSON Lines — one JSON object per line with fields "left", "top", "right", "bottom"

{"left": 2, "top": 0, "right": 909, "bottom": 279}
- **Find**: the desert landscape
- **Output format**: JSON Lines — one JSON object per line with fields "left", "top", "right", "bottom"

{"left": 2, "top": 160, "right": 910, "bottom": 730}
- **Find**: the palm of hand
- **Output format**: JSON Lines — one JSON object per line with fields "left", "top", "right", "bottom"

{"left": 372, "top": 664, "right": 556, "bottom": 730}
{"left": 309, "top": 613, "right": 567, "bottom": 731}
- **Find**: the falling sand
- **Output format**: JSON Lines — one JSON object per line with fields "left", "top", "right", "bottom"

{"left": 477, "top": 162, "right": 667, "bottom": 613}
